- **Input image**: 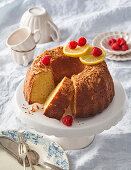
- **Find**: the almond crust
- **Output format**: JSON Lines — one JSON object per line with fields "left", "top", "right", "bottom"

{"left": 71, "top": 61, "right": 115, "bottom": 118}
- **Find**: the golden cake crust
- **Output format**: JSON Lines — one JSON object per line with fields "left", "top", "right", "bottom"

{"left": 42, "top": 46, "right": 84, "bottom": 85}
{"left": 43, "top": 77, "right": 74, "bottom": 120}
{"left": 71, "top": 61, "right": 115, "bottom": 118}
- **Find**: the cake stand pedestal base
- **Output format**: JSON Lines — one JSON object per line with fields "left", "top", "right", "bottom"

{"left": 48, "top": 135, "right": 95, "bottom": 150}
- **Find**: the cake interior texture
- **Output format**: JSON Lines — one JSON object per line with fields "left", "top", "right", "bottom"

{"left": 43, "top": 77, "right": 74, "bottom": 120}
{"left": 30, "top": 70, "right": 55, "bottom": 104}
{"left": 44, "top": 77, "right": 63, "bottom": 109}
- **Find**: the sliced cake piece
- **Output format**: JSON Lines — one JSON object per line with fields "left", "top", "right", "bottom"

{"left": 43, "top": 77, "right": 74, "bottom": 120}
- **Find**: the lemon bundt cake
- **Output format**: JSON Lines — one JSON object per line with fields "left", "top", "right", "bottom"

{"left": 24, "top": 46, "right": 84, "bottom": 104}
{"left": 43, "top": 77, "right": 74, "bottom": 120}
{"left": 71, "top": 61, "right": 114, "bottom": 118}
{"left": 24, "top": 46, "right": 114, "bottom": 119}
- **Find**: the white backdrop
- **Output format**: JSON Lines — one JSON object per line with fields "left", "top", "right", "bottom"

{"left": 0, "top": 0, "right": 131, "bottom": 169}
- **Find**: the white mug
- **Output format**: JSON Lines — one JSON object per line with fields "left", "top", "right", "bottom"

{"left": 7, "top": 27, "right": 40, "bottom": 51}
{"left": 11, "top": 47, "right": 35, "bottom": 66}
{"left": 20, "top": 7, "right": 61, "bottom": 44}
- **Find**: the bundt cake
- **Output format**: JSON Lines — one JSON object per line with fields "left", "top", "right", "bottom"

{"left": 24, "top": 46, "right": 84, "bottom": 104}
{"left": 43, "top": 77, "right": 74, "bottom": 120}
{"left": 24, "top": 46, "right": 114, "bottom": 119}
{"left": 71, "top": 61, "right": 114, "bottom": 118}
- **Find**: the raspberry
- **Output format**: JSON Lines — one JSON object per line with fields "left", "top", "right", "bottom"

{"left": 108, "top": 38, "right": 116, "bottom": 46}
{"left": 68, "top": 41, "right": 77, "bottom": 49}
{"left": 62, "top": 115, "right": 73, "bottom": 126}
{"left": 122, "top": 43, "right": 128, "bottom": 51}
{"left": 41, "top": 55, "right": 50, "bottom": 65}
{"left": 116, "top": 38, "right": 126, "bottom": 46}
{"left": 77, "top": 37, "right": 87, "bottom": 46}
{"left": 111, "top": 43, "right": 121, "bottom": 50}
{"left": 92, "top": 47, "right": 102, "bottom": 57}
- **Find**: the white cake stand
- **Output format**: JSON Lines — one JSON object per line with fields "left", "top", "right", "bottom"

{"left": 14, "top": 78, "right": 127, "bottom": 150}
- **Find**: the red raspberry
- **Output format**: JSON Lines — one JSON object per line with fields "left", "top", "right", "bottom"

{"left": 108, "top": 38, "right": 116, "bottom": 46}
{"left": 41, "top": 55, "right": 50, "bottom": 65}
{"left": 111, "top": 43, "right": 121, "bottom": 50}
{"left": 92, "top": 47, "right": 102, "bottom": 57}
{"left": 116, "top": 38, "right": 126, "bottom": 46}
{"left": 68, "top": 41, "right": 77, "bottom": 49}
{"left": 122, "top": 43, "right": 128, "bottom": 51}
{"left": 77, "top": 37, "right": 87, "bottom": 46}
{"left": 62, "top": 115, "right": 73, "bottom": 126}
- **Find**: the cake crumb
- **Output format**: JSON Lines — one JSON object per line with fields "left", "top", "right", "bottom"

{"left": 28, "top": 110, "right": 30, "bottom": 114}
{"left": 36, "top": 105, "right": 39, "bottom": 110}
{"left": 30, "top": 106, "right": 35, "bottom": 112}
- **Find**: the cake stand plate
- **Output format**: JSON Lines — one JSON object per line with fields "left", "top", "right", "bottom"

{"left": 14, "top": 78, "right": 127, "bottom": 150}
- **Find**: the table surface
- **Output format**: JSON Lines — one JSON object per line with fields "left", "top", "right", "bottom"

{"left": 0, "top": 0, "right": 131, "bottom": 170}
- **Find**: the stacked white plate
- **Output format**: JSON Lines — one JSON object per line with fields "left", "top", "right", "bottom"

{"left": 92, "top": 31, "right": 131, "bottom": 61}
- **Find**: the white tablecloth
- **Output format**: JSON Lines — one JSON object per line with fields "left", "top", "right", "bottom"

{"left": 0, "top": 0, "right": 131, "bottom": 169}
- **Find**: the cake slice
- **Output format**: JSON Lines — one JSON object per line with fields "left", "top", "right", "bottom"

{"left": 43, "top": 77, "right": 74, "bottom": 120}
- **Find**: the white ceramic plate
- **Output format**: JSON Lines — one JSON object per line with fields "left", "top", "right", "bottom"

{"left": 0, "top": 130, "right": 69, "bottom": 170}
{"left": 92, "top": 31, "right": 131, "bottom": 61}
{"left": 14, "top": 78, "right": 126, "bottom": 138}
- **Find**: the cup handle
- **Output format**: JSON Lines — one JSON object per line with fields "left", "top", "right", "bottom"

{"left": 48, "top": 20, "right": 61, "bottom": 42}
{"left": 23, "top": 55, "right": 28, "bottom": 66}
{"left": 32, "top": 29, "right": 41, "bottom": 44}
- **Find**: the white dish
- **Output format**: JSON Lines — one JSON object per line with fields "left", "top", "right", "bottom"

{"left": 92, "top": 31, "right": 131, "bottom": 61}
{"left": 100, "top": 34, "right": 131, "bottom": 55}
{"left": 0, "top": 130, "right": 69, "bottom": 170}
{"left": 14, "top": 78, "right": 127, "bottom": 150}
{"left": 104, "top": 53, "right": 131, "bottom": 61}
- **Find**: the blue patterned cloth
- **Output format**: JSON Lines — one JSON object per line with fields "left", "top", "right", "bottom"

{"left": 0, "top": 0, "right": 131, "bottom": 169}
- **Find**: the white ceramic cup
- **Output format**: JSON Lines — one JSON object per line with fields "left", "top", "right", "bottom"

{"left": 7, "top": 27, "right": 40, "bottom": 51}
{"left": 11, "top": 47, "right": 35, "bottom": 66}
{"left": 20, "top": 7, "right": 61, "bottom": 44}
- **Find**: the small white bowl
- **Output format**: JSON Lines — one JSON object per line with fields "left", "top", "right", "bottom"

{"left": 100, "top": 33, "right": 131, "bottom": 55}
